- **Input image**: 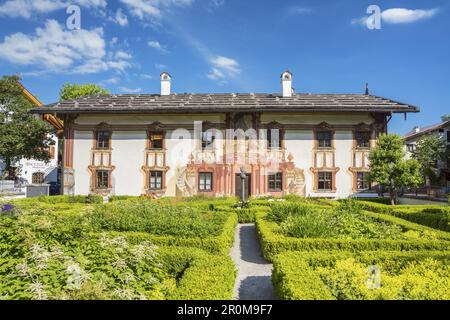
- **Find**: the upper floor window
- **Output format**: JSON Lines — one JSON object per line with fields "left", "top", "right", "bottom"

{"left": 149, "top": 132, "right": 164, "bottom": 149}
{"left": 355, "top": 131, "right": 370, "bottom": 148}
{"left": 201, "top": 130, "right": 215, "bottom": 150}
{"left": 317, "top": 131, "right": 332, "bottom": 148}
{"left": 267, "top": 129, "right": 281, "bottom": 149}
{"left": 96, "top": 131, "right": 110, "bottom": 149}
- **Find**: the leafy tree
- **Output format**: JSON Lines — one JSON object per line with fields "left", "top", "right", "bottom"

{"left": 412, "top": 134, "right": 447, "bottom": 186}
{"left": 59, "top": 83, "right": 109, "bottom": 101}
{"left": 0, "top": 75, "right": 54, "bottom": 180}
{"left": 369, "top": 134, "right": 422, "bottom": 205}
{"left": 441, "top": 114, "right": 450, "bottom": 122}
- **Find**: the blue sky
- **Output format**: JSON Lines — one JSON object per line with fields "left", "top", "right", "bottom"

{"left": 0, "top": 0, "right": 449, "bottom": 134}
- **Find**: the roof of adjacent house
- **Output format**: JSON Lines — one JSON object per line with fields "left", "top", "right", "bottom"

{"left": 403, "top": 120, "right": 450, "bottom": 140}
{"left": 30, "top": 93, "right": 419, "bottom": 115}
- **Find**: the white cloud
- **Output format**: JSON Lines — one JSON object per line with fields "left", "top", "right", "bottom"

{"left": 115, "top": 50, "right": 132, "bottom": 60}
{"left": 0, "top": 19, "right": 132, "bottom": 74}
{"left": 381, "top": 8, "right": 438, "bottom": 24}
{"left": 287, "top": 6, "right": 312, "bottom": 15}
{"left": 114, "top": 8, "right": 129, "bottom": 26}
{"left": 155, "top": 63, "right": 167, "bottom": 69}
{"left": 0, "top": 0, "right": 106, "bottom": 19}
{"left": 207, "top": 55, "right": 240, "bottom": 82}
{"left": 148, "top": 40, "right": 168, "bottom": 54}
{"left": 140, "top": 74, "right": 153, "bottom": 79}
{"left": 120, "top": 0, "right": 194, "bottom": 21}
{"left": 352, "top": 7, "right": 439, "bottom": 26}
{"left": 110, "top": 37, "right": 119, "bottom": 46}
{"left": 118, "top": 86, "right": 142, "bottom": 93}
{"left": 101, "top": 77, "right": 120, "bottom": 85}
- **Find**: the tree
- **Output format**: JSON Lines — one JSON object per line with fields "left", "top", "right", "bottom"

{"left": 369, "top": 134, "right": 422, "bottom": 205}
{"left": 412, "top": 134, "right": 447, "bottom": 186}
{"left": 59, "top": 83, "right": 109, "bottom": 101}
{"left": 441, "top": 114, "right": 450, "bottom": 122}
{"left": 0, "top": 75, "right": 54, "bottom": 180}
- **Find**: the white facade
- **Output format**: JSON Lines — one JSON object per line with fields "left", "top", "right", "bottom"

{"left": 64, "top": 112, "right": 381, "bottom": 198}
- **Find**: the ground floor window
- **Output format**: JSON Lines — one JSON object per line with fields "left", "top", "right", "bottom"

{"left": 32, "top": 172, "right": 45, "bottom": 184}
{"left": 149, "top": 171, "right": 163, "bottom": 191}
{"left": 96, "top": 170, "right": 109, "bottom": 189}
{"left": 198, "top": 172, "right": 213, "bottom": 191}
{"left": 268, "top": 172, "right": 283, "bottom": 191}
{"left": 318, "top": 172, "right": 333, "bottom": 191}
{"left": 357, "top": 172, "right": 371, "bottom": 191}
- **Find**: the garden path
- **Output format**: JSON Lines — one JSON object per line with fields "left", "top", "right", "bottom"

{"left": 230, "top": 223, "right": 276, "bottom": 300}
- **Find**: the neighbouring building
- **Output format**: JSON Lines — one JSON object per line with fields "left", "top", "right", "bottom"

{"left": 0, "top": 82, "right": 63, "bottom": 189}
{"left": 404, "top": 120, "right": 450, "bottom": 188}
{"left": 32, "top": 71, "right": 418, "bottom": 198}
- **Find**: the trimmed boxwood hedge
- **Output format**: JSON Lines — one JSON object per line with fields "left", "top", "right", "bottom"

{"left": 272, "top": 250, "right": 450, "bottom": 300}
{"left": 158, "top": 247, "right": 236, "bottom": 300}
{"left": 12, "top": 195, "right": 103, "bottom": 204}
{"left": 105, "top": 211, "right": 238, "bottom": 255}
{"left": 256, "top": 211, "right": 450, "bottom": 261}
{"left": 358, "top": 200, "right": 450, "bottom": 232}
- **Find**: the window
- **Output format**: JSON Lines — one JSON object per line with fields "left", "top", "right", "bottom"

{"left": 267, "top": 129, "right": 281, "bottom": 149}
{"left": 406, "top": 144, "right": 416, "bottom": 152}
{"left": 318, "top": 172, "right": 333, "bottom": 191}
{"left": 357, "top": 172, "right": 371, "bottom": 191}
{"left": 149, "top": 171, "right": 163, "bottom": 191}
{"left": 317, "top": 131, "right": 332, "bottom": 148}
{"left": 149, "top": 133, "right": 163, "bottom": 149}
{"left": 268, "top": 173, "right": 283, "bottom": 191}
{"left": 96, "top": 170, "right": 109, "bottom": 189}
{"left": 32, "top": 172, "right": 44, "bottom": 184}
{"left": 447, "top": 131, "right": 450, "bottom": 143}
{"left": 355, "top": 131, "right": 370, "bottom": 148}
{"left": 201, "top": 131, "right": 215, "bottom": 150}
{"left": 198, "top": 172, "right": 213, "bottom": 191}
{"left": 96, "top": 131, "right": 110, "bottom": 149}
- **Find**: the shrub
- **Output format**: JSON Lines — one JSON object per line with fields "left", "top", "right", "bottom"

{"left": 272, "top": 250, "right": 450, "bottom": 300}
{"left": 358, "top": 200, "right": 450, "bottom": 232}
{"left": 256, "top": 209, "right": 450, "bottom": 261}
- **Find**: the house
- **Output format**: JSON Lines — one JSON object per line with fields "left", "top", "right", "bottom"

{"left": 0, "top": 82, "right": 63, "bottom": 189}
{"left": 404, "top": 120, "right": 450, "bottom": 188}
{"left": 32, "top": 71, "right": 419, "bottom": 199}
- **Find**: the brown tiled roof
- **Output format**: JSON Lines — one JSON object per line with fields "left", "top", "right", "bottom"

{"left": 31, "top": 93, "right": 419, "bottom": 114}
{"left": 403, "top": 120, "right": 450, "bottom": 140}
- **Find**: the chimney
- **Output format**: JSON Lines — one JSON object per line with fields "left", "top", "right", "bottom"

{"left": 413, "top": 126, "right": 420, "bottom": 133}
{"left": 281, "top": 70, "right": 293, "bottom": 97}
{"left": 160, "top": 72, "right": 171, "bottom": 96}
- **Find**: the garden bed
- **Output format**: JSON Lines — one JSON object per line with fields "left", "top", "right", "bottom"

{"left": 256, "top": 200, "right": 450, "bottom": 261}
{"left": 272, "top": 250, "right": 450, "bottom": 300}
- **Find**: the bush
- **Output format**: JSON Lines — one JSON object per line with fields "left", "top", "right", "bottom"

{"left": 272, "top": 250, "right": 450, "bottom": 300}
{"left": 358, "top": 200, "right": 450, "bottom": 232}
{"left": 256, "top": 209, "right": 450, "bottom": 261}
{"left": 12, "top": 195, "right": 103, "bottom": 205}
{"left": 159, "top": 247, "right": 236, "bottom": 300}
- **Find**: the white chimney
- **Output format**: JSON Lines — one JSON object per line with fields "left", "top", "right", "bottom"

{"left": 281, "top": 70, "right": 293, "bottom": 97}
{"left": 414, "top": 126, "right": 420, "bottom": 133}
{"left": 160, "top": 72, "right": 171, "bottom": 96}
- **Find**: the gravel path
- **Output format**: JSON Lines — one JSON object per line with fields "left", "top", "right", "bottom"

{"left": 230, "top": 223, "right": 276, "bottom": 300}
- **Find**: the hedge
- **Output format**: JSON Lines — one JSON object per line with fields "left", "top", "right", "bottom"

{"left": 105, "top": 211, "right": 238, "bottom": 255}
{"left": 358, "top": 200, "right": 450, "bottom": 232}
{"left": 255, "top": 211, "right": 450, "bottom": 261}
{"left": 159, "top": 247, "right": 236, "bottom": 300}
{"left": 11, "top": 195, "right": 103, "bottom": 204}
{"left": 272, "top": 250, "right": 450, "bottom": 300}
